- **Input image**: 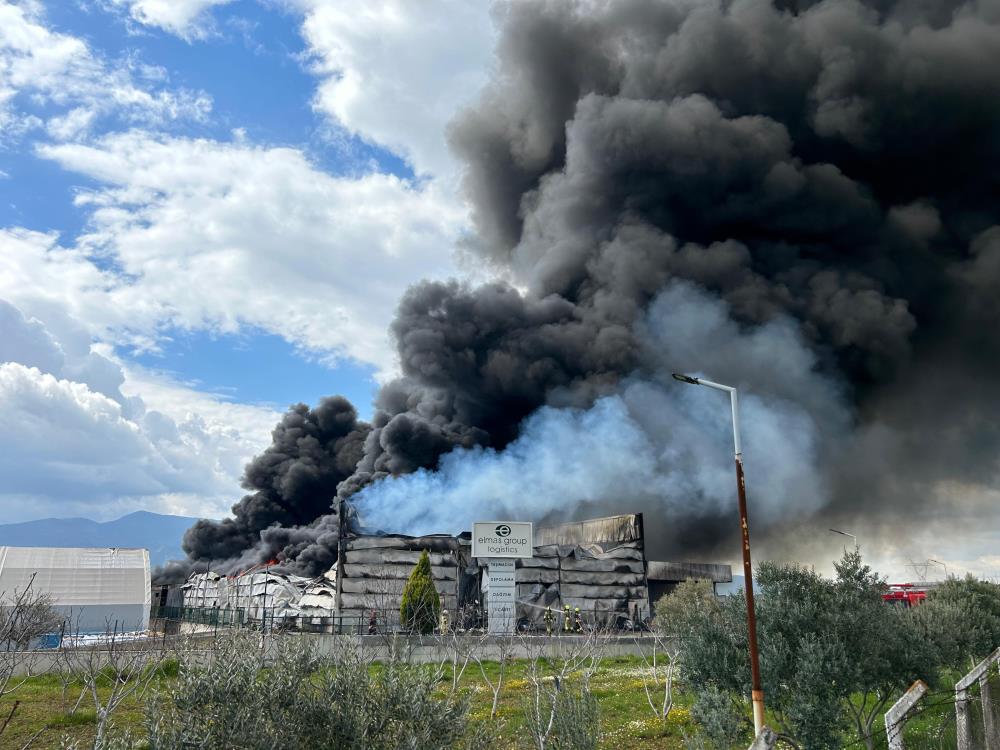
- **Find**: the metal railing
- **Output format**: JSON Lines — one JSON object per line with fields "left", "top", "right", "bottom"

{"left": 149, "top": 605, "right": 365, "bottom": 634}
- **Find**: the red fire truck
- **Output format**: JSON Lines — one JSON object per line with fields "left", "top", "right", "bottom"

{"left": 882, "top": 583, "right": 935, "bottom": 607}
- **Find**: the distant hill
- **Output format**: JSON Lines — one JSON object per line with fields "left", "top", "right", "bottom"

{"left": 0, "top": 511, "right": 202, "bottom": 567}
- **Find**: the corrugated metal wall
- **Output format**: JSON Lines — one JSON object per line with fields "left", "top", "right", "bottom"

{"left": 533, "top": 513, "right": 643, "bottom": 547}
{"left": 339, "top": 535, "right": 471, "bottom": 622}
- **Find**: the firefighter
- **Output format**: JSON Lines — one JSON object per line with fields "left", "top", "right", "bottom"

{"left": 563, "top": 604, "right": 572, "bottom": 632}
{"left": 368, "top": 608, "right": 377, "bottom": 634}
{"left": 543, "top": 606, "right": 554, "bottom": 635}
{"left": 574, "top": 607, "right": 583, "bottom": 633}
{"left": 440, "top": 608, "right": 449, "bottom": 634}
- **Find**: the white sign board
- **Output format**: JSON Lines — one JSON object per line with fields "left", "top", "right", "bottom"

{"left": 487, "top": 600, "right": 514, "bottom": 634}
{"left": 472, "top": 521, "right": 534, "bottom": 558}
{"left": 485, "top": 559, "right": 517, "bottom": 634}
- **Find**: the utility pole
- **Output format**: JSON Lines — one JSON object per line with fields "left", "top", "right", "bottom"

{"left": 927, "top": 558, "right": 949, "bottom": 578}
{"left": 333, "top": 495, "right": 346, "bottom": 632}
{"left": 672, "top": 373, "right": 766, "bottom": 735}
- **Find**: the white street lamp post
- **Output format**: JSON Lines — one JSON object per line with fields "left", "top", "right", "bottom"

{"left": 829, "top": 528, "right": 858, "bottom": 549}
{"left": 671, "top": 373, "right": 766, "bottom": 736}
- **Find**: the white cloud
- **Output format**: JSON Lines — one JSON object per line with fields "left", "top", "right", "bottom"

{"left": 0, "top": 227, "right": 132, "bottom": 348}
{"left": 34, "top": 131, "right": 464, "bottom": 374}
{"left": 92, "top": 0, "right": 497, "bottom": 179}
{"left": 292, "top": 0, "right": 496, "bottom": 179}
{"left": 0, "top": 298, "right": 65, "bottom": 375}
{"left": 104, "top": 0, "right": 234, "bottom": 41}
{"left": 0, "top": 0, "right": 497, "bottom": 524}
{"left": 117, "top": 361, "right": 281, "bottom": 517}
{"left": 0, "top": 298, "right": 278, "bottom": 523}
{"left": 0, "top": 1, "right": 211, "bottom": 141}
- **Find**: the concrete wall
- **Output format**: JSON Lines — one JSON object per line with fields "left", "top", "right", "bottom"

{"left": 10, "top": 631, "right": 660, "bottom": 675}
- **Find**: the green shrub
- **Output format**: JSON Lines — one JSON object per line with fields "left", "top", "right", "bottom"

{"left": 400, "top": 549, "right": 441, "bottom": 634}
{"left": 658, "top": 551, "right": 934, "bottom": 750}
{"left": 122, "top": 632, "right": 492, "bottom": 750}
{"left": 912, "top": 575, "right": 1000, "bottom": 668}
{"left": 689, "top": 686, "right": 743, "bottom": 749}
{"left": 523, "top": 683, "right": 599, "bottom": 750}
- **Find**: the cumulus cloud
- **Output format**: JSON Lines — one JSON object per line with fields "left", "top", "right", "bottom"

{"left": 0, "top": 299, "right": 64, "bottom": 375}
{"left": 30, "top": 131, "right": 463, "bottom": 374}
{"left": 0, "top": 2, "right": 486, "bottom": 529}
{"left": 103, "top": 0, "right": 234, "bottom": 40}
{"left": 0, "top": 298, "right": 278, "bottom": 522}
{"left": 291, "top": 0, "right": 496, "bottom": 179}
{"left": 0, "top": 228, "right": 135, "bottom": 350}
{"left": 0, "top": 1, "right": 211, "bottom": 142}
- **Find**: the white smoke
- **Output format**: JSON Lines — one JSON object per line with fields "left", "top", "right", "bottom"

{"left": 356, "top": 281, "right": 847, "bottom": 538}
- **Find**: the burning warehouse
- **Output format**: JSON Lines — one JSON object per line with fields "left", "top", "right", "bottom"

{"left": 162, "top": 0, "right": 1000, "bottom": 606}
{"left": 176, "top": 513, "right": 730, "bottom": 631}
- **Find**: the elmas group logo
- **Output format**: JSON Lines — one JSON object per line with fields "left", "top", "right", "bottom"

{"left": 472, "top": 521, "right": 532, "bottom": 558}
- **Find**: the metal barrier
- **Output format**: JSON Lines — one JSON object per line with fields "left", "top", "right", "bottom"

{"left": 956, "top": 647, "right": 1000, "bottom": 750}
{"left": 149, "top": 606, "right": 365, "bottom": 635}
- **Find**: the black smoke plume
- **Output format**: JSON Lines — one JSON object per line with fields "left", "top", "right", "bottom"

{"left": 171, "top": 397, "right": 368, "bottom": 578}
{"left": 170, "top": 0, "right": 1000, "bottom": 579}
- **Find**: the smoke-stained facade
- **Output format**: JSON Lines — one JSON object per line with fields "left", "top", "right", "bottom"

{"left": 172, "top": 0, "right": 1000, "bottom": 580}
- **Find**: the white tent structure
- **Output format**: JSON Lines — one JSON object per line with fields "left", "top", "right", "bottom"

{"left": 180, "top": 572, "right": 225, "bottom": 609}
{"left": 181, "top": 570, "right": 315, "bottom": 619}
{"left": 0, "top": 546, "right": 151, "bottom": 634}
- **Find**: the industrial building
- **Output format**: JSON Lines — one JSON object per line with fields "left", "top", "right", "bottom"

{"left": 176, "top": 513, "right": 732, "bottom": 631}
{"left": 0, "top": 546, "right": 151, "bottom": 634}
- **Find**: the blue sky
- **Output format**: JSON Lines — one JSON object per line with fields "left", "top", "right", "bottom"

{"left": 132, "top": 329, "right": 378, "bottom": 417}
{"left": 0, "top": 0, "right": 494, "bottom": 524}
{"left": 0, "top": 0, "right": 411, "bottom": 417}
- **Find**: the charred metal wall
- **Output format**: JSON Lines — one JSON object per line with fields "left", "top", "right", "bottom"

{"left": 645, "top": 560, "right": 734, "bottom": 605}
{"left": 338, "top": 534, "right": 473, "bottom": 621}
{"left": 515, "top": 539, "right": 649, "bottom": 627}
{"left": 533, "top": 513, "right": 643, "bottom": 547}
{"left": 289, "top": 513, "right": 732, "bottom": 629}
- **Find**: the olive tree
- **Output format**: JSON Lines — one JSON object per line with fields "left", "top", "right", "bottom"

{"left": 655, "top": 580, "right": 750, "bottom": 748}
{"left": 127, "top": 632, "right": 492, "bottom": 750}
{"left": 657, "top": 551, "right": 932, "bottom": 750}
{"left": 911, "top": 575, "right": 1000, "bottom": 669}
{"left": 830, "top": 551, "right": 933, "bottom": 750}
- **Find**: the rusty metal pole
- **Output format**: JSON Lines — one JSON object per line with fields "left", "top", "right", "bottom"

{"left": 736, "top": 453, "right": 765, "bottom": 735}
{"left": 333, "top": 495, "right": 345, "bottom": 632}
{"left": 672, "top": 374, "right": 766, "bottom": 735}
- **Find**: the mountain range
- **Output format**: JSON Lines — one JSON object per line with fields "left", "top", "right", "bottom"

{"left": 0, "top": 511, "right": 200, "bottom": 567}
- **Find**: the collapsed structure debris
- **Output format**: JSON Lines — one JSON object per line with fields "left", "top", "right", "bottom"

{"left": 517, "top": 514, "right": 649, "bottom": 628}
{"left": 171, "top": 513, "right": 731, "bottom": 631}
{"left": 179, "top": 568, "right": 311, "bottom": 617}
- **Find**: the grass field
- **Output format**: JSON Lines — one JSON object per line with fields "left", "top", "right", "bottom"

{"left": 0, "top": 655, "right": 963, "bottom": 750}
